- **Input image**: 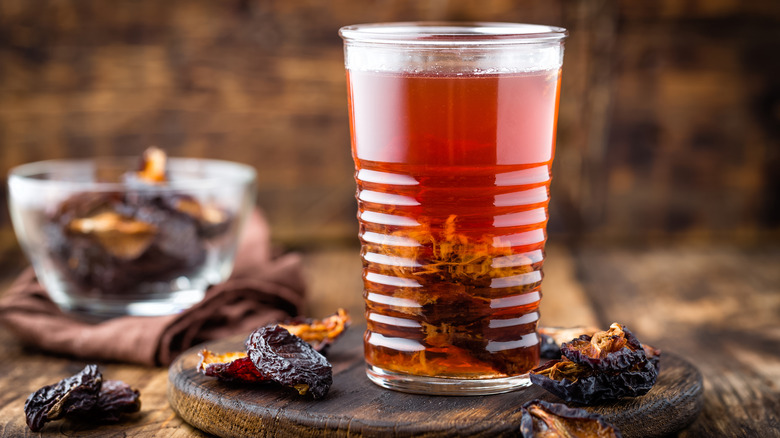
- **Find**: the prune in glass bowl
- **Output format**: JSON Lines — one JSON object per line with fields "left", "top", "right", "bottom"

{"left": 8, "top": 152, "right": 256, "bottom": 318}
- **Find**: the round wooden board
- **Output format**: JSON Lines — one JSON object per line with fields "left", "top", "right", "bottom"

{"left": 168, "top": 326, "right": 703, "bottom": 438}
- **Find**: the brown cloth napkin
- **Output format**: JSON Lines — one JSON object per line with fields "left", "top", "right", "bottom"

{"left": 0, "top": 210, "right": 306, "bottom": 366}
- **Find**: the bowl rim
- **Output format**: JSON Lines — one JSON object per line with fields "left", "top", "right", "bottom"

{"left": 8, "top": 156, "right": 257, "bottom": 192}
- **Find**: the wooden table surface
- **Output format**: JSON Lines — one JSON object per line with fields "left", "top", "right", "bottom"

{"left": 0, "top": 244, "right": 778, "bottom": 437}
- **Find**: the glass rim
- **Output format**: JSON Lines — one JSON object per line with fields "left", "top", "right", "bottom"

{"left": 339, "top": 22, "right": 568, "bottom": 46}
{"left": 8, "top": 156, "right": 257, "bottom": 192}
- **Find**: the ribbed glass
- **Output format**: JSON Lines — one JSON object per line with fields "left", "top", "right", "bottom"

{"left": 341, "top": 22, "right": 565, "bottom": 395}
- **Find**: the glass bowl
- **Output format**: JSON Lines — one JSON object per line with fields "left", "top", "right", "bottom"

{"left": 7, "top": 156, "right": 256, "bottom": 319}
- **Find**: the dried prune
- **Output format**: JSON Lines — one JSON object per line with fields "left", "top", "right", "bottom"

{"left": 643, "top": 344, "right": 662, "bottom": 370}
{"left": 24, "top": 365, "right": 141, "bottom": 431}
{"left": 560, "top": 323, "right": 646, "bottom": 371}
{"left": 530, "top": 323, "right": 661, "bottom": 404}
{"left": 128, "top": 201, "right": 204, "bottom": 265}
{"left": 136, "top": 146, "right": 168, "bottom": 183}
{"left": 49, "top": 196, "right": 205, "bottom": 292}
{"left": 68, "top": 211, "right": 158, "bottom": 260}
{"left": 530, "top": 357, "right": 659, "bottom": 404}
{"left": 246, "top": 325, "right": 332, "bottom": 399}
{"left": 198, "top": 350, "right": 270, "bottom": 383}
{"left": 166, "top": 195, "right": 231, "bottom": 238}
{"left": 76, "top": 380, "right": 141, "bottom": 422}
{"left": 520, "top": 400, "right": 623, "bottom": 438}
{"left": 539, "top": 326, "right": 600, "bottom": 360}
{"left": 24, "top": 365, "right": 102, "bottom": 432}
{"left": 540, "top": 335, "right": 561, "bottom": 360}
{"left": 279, "top": 308, "right": 351, "bottom": 353}
{"left": 44, "top": 148, "right": 233, "bottom": 295}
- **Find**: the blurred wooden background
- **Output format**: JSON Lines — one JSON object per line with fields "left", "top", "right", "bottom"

{"left": 1, "top": 0, "right": 778, "bottom": 250}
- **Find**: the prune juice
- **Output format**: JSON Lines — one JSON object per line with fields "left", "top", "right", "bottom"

{"left": 347, "top": 69, "right": 562, "bottom": 379}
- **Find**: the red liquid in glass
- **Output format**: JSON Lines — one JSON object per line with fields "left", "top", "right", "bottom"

{"left": 347, "top": 69, "right": 562, "bottom": 378}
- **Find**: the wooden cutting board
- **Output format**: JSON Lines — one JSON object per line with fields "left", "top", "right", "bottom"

{"left": 168, "top": 326, "right": 703, "bottom": 437}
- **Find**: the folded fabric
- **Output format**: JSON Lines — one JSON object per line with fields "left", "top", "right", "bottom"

{"left": 0, "top": 210, "right": 306, "bottom": 366}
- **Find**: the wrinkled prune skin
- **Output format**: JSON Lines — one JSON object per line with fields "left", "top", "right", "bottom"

{"left": 45, "top": 185, "right": 231, "bottom": 295}
{"left": 539, "top": 333, "right": 561, "bottom": 360}
{"left": 560, "top": 324, "right": 646, "bottom": 372}
{"left": 24, "top": 365, "right": 103, "bottom": 432}
{"left": 24, "top": 366, "right": 142, "bottom": 431}
{"left": 279, "top": 308, "right": 351, "bottom": 353}
{"left": 530, "top": 358, "right": 659, "bottom": 405}
{"left": 198, "top": 350, "right": 270, "bottom": 383}
{"left": 643, "top": 344, "right": 662, "bottom": 371}
{"left": 75, "top": 380, "right": 141, "bottom": 422}
{"left": 246, "top": 325, "right": 333, "bottom": 399}
{"left": 531, "top": 323, "right": 662, "bottom": 404}
{"left": 539, "top": 327, "right": 600, "bottom": 360}
{"left": 46, "top": 199, "right": 205, "bottom": 294}
{"left": 162, "top": 195, "right": 231, "bottom": 238}
{"left": 520, "top": 400, "right": 623, "bottom": 438}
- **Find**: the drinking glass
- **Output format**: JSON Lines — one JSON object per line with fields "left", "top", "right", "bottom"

{"left": 340, "top": 22, "right": 566, "bottom": 395}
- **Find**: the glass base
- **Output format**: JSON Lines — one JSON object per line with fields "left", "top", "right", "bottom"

{"left": 50, "top": 288, "right": 207, "bottom": 321}
{"left": 366, "top": 365, "right": 532, "bottom": 396}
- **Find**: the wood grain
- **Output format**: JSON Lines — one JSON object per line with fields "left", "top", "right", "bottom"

{"left": 0, "top": 328, "right": 209, "bottom": 437}
{"left": 0, "top": 246, "right": 777, "bottom": 437}
{"left": 575, "top": 246, "right": 780, "bottom": 438}
{"left": 168, "top": 326, "right": 702, "bottom": 438}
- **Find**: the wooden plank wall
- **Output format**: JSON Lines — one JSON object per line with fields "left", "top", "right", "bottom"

{"left": 600, "top": 1, "right": 780, "bottom": 244}
{"left": 0, "top": 0, "right": 778, "bottom": 249}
